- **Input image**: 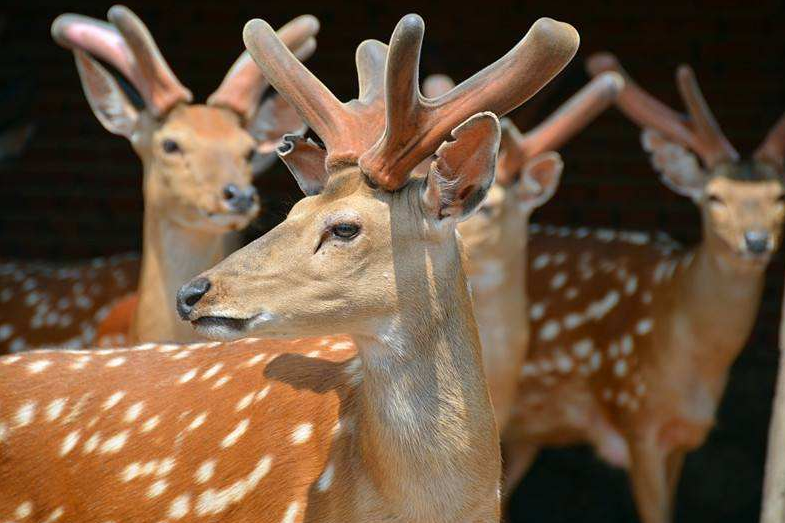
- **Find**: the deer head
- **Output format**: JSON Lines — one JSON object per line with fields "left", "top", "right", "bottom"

{"left": 51, "top": 6, "right": 318, "bottom": 233}
{"left": 176, "top": 14, "right": 579, "bottom": 341}
{"left": 589, "top": 53, "right": 785, "bottom": 265}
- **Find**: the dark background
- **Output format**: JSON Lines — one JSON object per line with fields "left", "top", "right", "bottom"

{"left": 1, "top": 1, "right": 784, "bottom": 521}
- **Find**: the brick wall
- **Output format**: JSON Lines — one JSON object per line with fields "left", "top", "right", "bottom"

{"left": 1, "top": 1, "right": 784, "bottom": 521}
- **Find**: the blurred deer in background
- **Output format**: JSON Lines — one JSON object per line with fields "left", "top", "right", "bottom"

{"left": 0, "top": 14, "right": 579, "bottom": 522}
{"left": 0, "top": 6, "right": 316, "bottom": 353}
{"left": 503, "top": 53, "right": 785, "bottom": 523}
{"left": 422, "top": 71, "right": 623, "bottom": 430}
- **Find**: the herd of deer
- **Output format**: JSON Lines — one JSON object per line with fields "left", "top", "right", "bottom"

{"left": 0, "top": 5, "right": 784, "bottom": 523}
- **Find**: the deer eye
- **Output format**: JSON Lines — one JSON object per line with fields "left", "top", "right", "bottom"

{"left": 162, "top": 139, "right": 181, "bottom": 154}
{"left": 777, "top": 193, "right": 785, "bottom": 204}
{"left": 331, "top": 223, "right": 361, "bottom": 240}
{"left": 707, "top": 194, "right": 724, "bottom": 205}
{"left": 245, "top": 149, "right": 256, "bottom": 163}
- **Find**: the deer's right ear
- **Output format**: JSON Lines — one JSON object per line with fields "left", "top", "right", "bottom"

{"left": 277, "top": 134, "right": 329, "bottom": 196}
{"left": 74, "top": 51, "right": 138, "bottom": 139}
{"left": 518, "top": 152, "right": 563, "bottom": 212}
{"left": 422, "top": 113, "right": 501, "bottom": 221}
{"left": 641, "top": 128, "right": 706, "bottom": 200}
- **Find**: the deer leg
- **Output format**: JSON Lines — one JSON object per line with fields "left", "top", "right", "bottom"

{"left": 665, "top": 450, "right": 686, "bottom": 505}
{"left": 628, "top": 439, "right": 671, "bottom": 523}
{"left": 502, "top": 443, "right": 540, "bottom": 496}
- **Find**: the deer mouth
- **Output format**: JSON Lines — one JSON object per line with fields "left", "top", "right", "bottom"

{"left": 191, "top": 311, "right": 275, "bottom": 340}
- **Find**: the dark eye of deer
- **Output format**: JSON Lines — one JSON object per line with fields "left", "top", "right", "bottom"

{"left": 777, "top": 194, "right": 785, "bottom": 204}
{"left": 245, "top": 149, "right": 255, "bottom": 163}
{"left": 707, "top": 194, "right": 724, "bottom": 205}
{"left": 331, "top": 223, "right": 360, "bottom": 240}
{"left": 162, "top": 139, "right": 181, "bottom": 154}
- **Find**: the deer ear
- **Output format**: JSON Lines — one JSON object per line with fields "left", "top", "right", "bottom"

{"left": 248, "top": 94, "right": 307, "bottom": 174}
{"left": 518, "top": 152, "right": 563, "bottom": 212}
{"left": 74, "top": 51, "right": 138, "bottom": 139}
{"left": 641, "top": 128, "right": 706, "bottom": 200}
{"left": 422, "top": 113, "right": 501, "bottom": 221}
{"left": 277, "top": 134, "right": 329, "bottom": 196}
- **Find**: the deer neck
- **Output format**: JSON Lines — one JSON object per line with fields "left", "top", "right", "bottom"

{"left": 351, "top": 238, "right": 500, "bottom": 518}
{"left": 131, "top": 180, "right": 227, "bottom": 344}
{"left": 669, "top": 230, "right": 767, "bottom": 378}
{"left": 465, "top": 224, "right": 527, "bottom": 429}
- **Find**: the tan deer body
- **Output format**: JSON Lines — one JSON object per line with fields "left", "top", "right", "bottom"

{"left": 43, "top": 6, "right": 318, "bottom": 346}
{"left": 0, "top": 254, "right": 139, "bottom": 353}
{"left": 0, "top": 13, "right": 579, "bottom": 521}
{"left": 503, "top": 55, "right": 785, "bottom": 523}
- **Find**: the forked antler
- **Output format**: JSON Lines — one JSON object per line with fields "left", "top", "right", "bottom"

{"left": 207, "top": 15, "right": 320, "bottom": 122}
{"left": 755, "top": 113, "right": 785, "bottom": 169}
{"left": 52, "top": 5, "right": 192, "bottom": 116}
{"left": 587, "top": 52, "right": 738, "bottom": 168}
{"left": 243, "top": 14, "right": 579, "bottom": 190}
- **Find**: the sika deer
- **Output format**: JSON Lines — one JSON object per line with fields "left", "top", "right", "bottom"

{"left": 0, "top": 6, "right": 317, "bottom": 349}
{"left": 0, "top": 14, "right": 578, "bottom": 522}
{"left": 504, "top": 53, "right": 785, "bottom": 523}
{"left": 422, "top": 72, "right": 624, "bottom": 430}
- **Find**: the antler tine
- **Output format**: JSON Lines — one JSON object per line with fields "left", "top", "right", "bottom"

{"left": 243, "top": 19, "right": 350, "bottom": 157}
{"left": 107, "top": 5, "right": 192, "bottom": 116}
{"left": 208, "top": 15, "right": 320, "bottom": 122}
{"left": 755, "top": 112, "right": 785, "bottom": 169}
{"left": 355, "top": 40, "right": 388, "bottom": 104}
{"left": 676, "top": 65, "right": 739, "bottom": 166}
{"left": 422, "top": 74, "right": 455, "bottom": 98}
{"left": 52, "top": 14, "right": 134, "bottom": 80}
{"left": 586, "top": 52, "right": 699, "bottom": 152}
{"left": 361, "top": 16, "right": 580, "bottom": 191}
{"left": 518, "top": 71, "right": 624, "bottom": 158}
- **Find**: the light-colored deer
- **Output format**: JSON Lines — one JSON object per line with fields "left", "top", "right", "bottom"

{"left": 421, "top": 72, "right": 623, "bottom": 430}
{"left": 0, "top": 6, "right": 316, "bottom": 351}
{"left": 0, "top": 14, "right": 579, "bottom": 522}
{"left": 503, "top": 53, "right": 785, "bottom": 523}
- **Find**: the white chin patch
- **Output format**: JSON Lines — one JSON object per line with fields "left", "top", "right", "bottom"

{"left": 193, "top": 322, "right": 244, "bottom": 341}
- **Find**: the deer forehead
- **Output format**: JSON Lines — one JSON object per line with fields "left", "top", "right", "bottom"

{"left": 707, "top": 176, "right": 784, "bottom": 201}
{"left": 156, "top": 105, "right": 253, "bottom": 149}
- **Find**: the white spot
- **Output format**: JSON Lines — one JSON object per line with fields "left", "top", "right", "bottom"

{"left": 625, "top": 275, "right": 638, "bottom": 295}
{"left": 575, "top": 227, "right": 590, "bottom": 238}
{"left": 282, "top": 501, "right": 300, "bottom": 523}
{"left": 331, "top": 341, "right": 353, "bottom": 351}
{"left": 102, "top": 391, "right": 126, "bottom": 410}
{"left": 201, "top": 363, "right": 223, "bottom": 380}
{"left": 179, "top": 368, "right": 198, "bottom": 384}
{"left": 243, "top": 353, "right": 267, "bottom": 367}
{"left": 621, "top": 335, "right": 634, "bottom": 355}
{"left": 255, "top": 385, "right": 271, "bottom": 402}
{"left": 195, "top": 456, "right": 271, "bottom": 516}
{"left": 595, "top": 228, "right": 616, "bottom": 242}
{"left": 221, "top": 419, "right": 250, "bottom": 448}
{"left": 168, "top": 493, "right": 191, "bottom": 519}
{"left": 0, "top": 323, "right": 13, "bottom": 341}
{"left": 236, "top": 393, "right": 255, "bottom": 411}
{"left": 46, "top": 398, "right": 68, "bottom": 421}
{"left": 212, "top": 376, "right": 231, "bottom": 389}
{"left": 317, "top": 462, "right": 335, "bottom": 492}
{"left": 636, "top": 318, "right": 654, "bottom": 335}
{"left": 124, "top": 402, "right": 145, "bottom": 423}
{"left": 100, "top": 430, "right": 129, "bottom": 453}
{"left": 564, "top": 287, "right": 579, "bottom": 300}
{"left": 9, "top": 338, "right": 26, "bottom": 353}
{"left": 60, "top": 430, "right": 81, "bottom": 456}
{"left": 291, "top": 423, "right": 313, "bottom": 444}
{"left": 158, "top": 457, "right": 176, "bottom": 477}
{"left": 122, "top": 462, "right": 141, "bottom": 482}
{"left": 15, "top": 501, "right": 33, "bottom": 519}
{"left": 43, "top": 507, "right": 64, "bottom": 523}
{"left": 553, "top": 251, "right": 568, "bottom": 265}
{"left": 532, "top": 253, "right": 550, "bottom": 270}
{"left": 188, "top": 412, "right": 208, "bottom": 431}
{"left": 195, "top": 459, "right": 216, "bottom": 484}
{"left": 2, "top": 355, "right": 21, "bottom": 365}
{"left": 345, "top": 358, "right": 363, "bottom": 385}
{"left": 529, "top": 302, "right": 546, "bottom": 321}
{"left": 15, "top": 401, "right": 36, "bottom": 427}
{"left": 586, "top": 290, "right": 620, "bottom": 320}
{"left": 141, "top": 415, "right": 160, "bottom": 433}
{"left": 520, "top": 364, "right": 538, "bottom": 377}
{"left": 550, "top": 272, "right": 568, "bottom": 290}
{"left": 555, "top": 354, "right": 573, "bottom": 373}
{"left": 148, "top": 479, "right": 168, "bottom": 498}
{"left": 538, "top": 320, "right": 560, "bottom": 342}
{"left": 614, "top": 359, "right": 628, "bottom": 377}
{"left": 635, "top": 382, "right": 647, "bottom": 396}
{"left": 572, "top": 339, "right": 594, "bottom": 359}
{"left": 106, "top": 357, "right": 126, "bottom": 367}
{"left": 589, "top": 351, "right": 603, "bottom": 371}
{"left": 563, "top": 312, "right": 585, "bottom": 330}
{"left": 83, "top": 432, "right": 101, "bottom": 453}
{"left": 642, "top": 291, "right": 653, "bottom": 304}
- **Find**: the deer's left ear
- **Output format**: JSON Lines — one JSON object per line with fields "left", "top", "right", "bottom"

{"left": 518, "top": 152, "right": 563, "bottom": 212}
{"left": 247, "top": 94, "right": 307, "bottom": 175}
{"left": 422, "top": 112, "right": 501, "bottom": 221}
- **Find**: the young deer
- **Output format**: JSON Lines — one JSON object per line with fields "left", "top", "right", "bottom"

{"left": 504, "top": 53, "right": 785, "bottom": 523}
{"left": 0, "top": 14, "right": 579, "bottom": 522}
{"left": 422, "top": 72, "right": 623, "bottom": 430}
{"left": 13, "top": 6, "right": 317, "bottom": 348}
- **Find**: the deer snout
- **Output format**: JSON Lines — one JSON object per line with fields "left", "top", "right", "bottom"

{"left": 222, "top": 183, "right": 258, "bottom": 214}
{"left": 743, "top": 230, "right": 770, "bottom": 254}
{"left": 176, "top": 277, "right": 211, "bottom": 320}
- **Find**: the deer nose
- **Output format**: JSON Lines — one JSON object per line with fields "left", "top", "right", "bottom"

{"left": 222, "top": 184, "right": 258, "bottom": 214}
{"left": 744, "top": 230, "right": 770, "bottom": 254}
{"left": 176, "top": 277, "right": 211, "bottom": 320}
